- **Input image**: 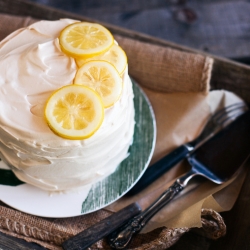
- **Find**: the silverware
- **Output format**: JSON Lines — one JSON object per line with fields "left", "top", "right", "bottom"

{"left": 127, "top": 102, "right": 248, "bottom": 196}
{"left": 107, "top": 109, "right": 250, "bottom": 249}
{"left": 62, "top": 203, "right": 141, "bottom": 250}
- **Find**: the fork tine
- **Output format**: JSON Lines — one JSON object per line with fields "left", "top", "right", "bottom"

{"left": 213, "top": 102, "right": 248, "bottom": 126}
{"left": 219, "top": 110, "right": 246, "bottom": 127}
{"left": 212, "top": 102, "right": 247, "bottom": 119}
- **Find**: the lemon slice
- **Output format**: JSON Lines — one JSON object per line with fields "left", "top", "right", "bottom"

{"left": 45, "top": 85, "right": 104, "bottom": 140}
{"left": 74, "top": 60, "right": 123, "bottom": 108}
{"left": 59, "top": 22, "right": 114, "bottom": 59}
{"left": 75, "top": 44, "right": 127, "bottom": 75}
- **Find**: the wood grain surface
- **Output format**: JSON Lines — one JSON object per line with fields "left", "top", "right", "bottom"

{"left": 1, "top": 0, "right": 250, "bottom": 249}
{"left": 0, "top": 231, "right": 47, "bottom": 250}
{"left": 1, "top": 0, "right": 250, "bottom": 103}
{"left": 27, "top": 0, "right": 250, "bottom": 60}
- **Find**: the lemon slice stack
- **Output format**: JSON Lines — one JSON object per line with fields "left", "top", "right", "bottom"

{"left": 74, "top": 60, "right": 122, "bottom": 108}
{"left": 45, "top": 21, "right": 127, "bottom": 139}
{"left": 75, "top": 44, "right": 127, "bottom": 75}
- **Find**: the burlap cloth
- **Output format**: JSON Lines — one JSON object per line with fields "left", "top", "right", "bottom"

{"left": 0, "top": 13, "right": 247, "bottom": 249}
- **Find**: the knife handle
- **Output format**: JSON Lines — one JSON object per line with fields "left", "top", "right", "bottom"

{"left": 126, "top": 145, "right": 191, "bottom": 196}
{"left": 62, "top": 202, "right": 142, "bottom": 250}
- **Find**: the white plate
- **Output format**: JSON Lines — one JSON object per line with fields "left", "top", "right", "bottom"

{"left": 0, "top": 80, "right": 156, "bottom": 218}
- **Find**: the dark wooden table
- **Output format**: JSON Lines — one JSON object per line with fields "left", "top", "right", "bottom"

{"left": 28, "top": 0, "right": 250, "bottom": 64}
{"left": 1, "top": 0, "right": 250, "bottom": 249}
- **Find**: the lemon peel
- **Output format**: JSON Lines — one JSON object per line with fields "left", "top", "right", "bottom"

{"left": 74, "top": 60, "right": 123, "bottom": 108}
{"left": 59, "top": 22, "right": 114, "bottom": 59}
{"left": 75, "top": 44, "right": 127, "bottom": 75}
{"left": 45, "top": 85, "right": 104, "bottom": 139}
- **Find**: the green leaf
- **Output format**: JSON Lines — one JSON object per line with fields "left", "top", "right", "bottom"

{"left": 0, "top": 169, "right": 24, "bottom": 186}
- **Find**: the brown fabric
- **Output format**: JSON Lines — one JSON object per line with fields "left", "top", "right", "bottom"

{"left": 0, "top": 201, "right": 225, "bottom": 250}
{"left": 115, "top": 35, "right": 213, "bottom": 94}
{"left": 0, "top": 14, "right": 221, "bottom": 250}
{"left": 0, "top": 14, "right": 37, "bottom": 41}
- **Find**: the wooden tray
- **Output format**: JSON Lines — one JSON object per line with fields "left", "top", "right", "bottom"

{"left": 0, "top": 1, "right": 250, "bottom": 250}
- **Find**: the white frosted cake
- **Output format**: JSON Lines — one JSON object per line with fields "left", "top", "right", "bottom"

{"left": 0, "top": 19, "right": 135, "bottom": 192}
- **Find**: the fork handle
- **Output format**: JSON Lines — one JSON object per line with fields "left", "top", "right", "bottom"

{"left": 107, "top": 181, "right": 184, "bottom": 249}
{"left": 62, "top": 203, "right": 142, "bottom": 250}
{"left": 127, "top": 145, "right": 191, "bottom": 196}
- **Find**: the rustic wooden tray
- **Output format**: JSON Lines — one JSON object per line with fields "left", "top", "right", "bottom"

{"left": 0, "top": 1, "right": 250, "bottom": 250}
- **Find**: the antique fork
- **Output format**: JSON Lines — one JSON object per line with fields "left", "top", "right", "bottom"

{"left": 127, "top": 102, "right": 248, "bottom": 195}
{"left": 62, "top": 102, "right": 248, "bottom": 250}
{"left": 108, "top": 106, "right": 250, "bottom": 249}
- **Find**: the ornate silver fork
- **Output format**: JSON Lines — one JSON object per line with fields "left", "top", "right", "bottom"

{"left": 108, "top": 103, "right": 250, "bottom": 249}
{"left": 127, "top": 102, "right": 248, "bottom": 196}
{"left": 62, "top": 102, "right": 248, "bottom": 250}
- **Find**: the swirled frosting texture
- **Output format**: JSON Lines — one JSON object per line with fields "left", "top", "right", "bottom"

{"left": 0, "top": 19, "right": 135, "bottom": 191}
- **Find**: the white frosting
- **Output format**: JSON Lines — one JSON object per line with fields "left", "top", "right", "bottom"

{"left": 0, "top": 19, "right": 135, "bottom": 192}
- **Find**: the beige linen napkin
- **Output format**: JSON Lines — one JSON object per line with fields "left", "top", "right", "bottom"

{"left": 0, "top": 14, "right": 246, "bottom": 249}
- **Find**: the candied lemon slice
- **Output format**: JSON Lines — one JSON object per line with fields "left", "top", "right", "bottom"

{"left": 45, "top": 85, "right": 104, "bottom": 140}
{"left": 59, "top": 22, "right": 114, "bottom": 59}
{"left": 75, "top": 44, "right": 127, "bottom": 75}
{"left": 74, "top": 60, "right": 123, "bottom": 108}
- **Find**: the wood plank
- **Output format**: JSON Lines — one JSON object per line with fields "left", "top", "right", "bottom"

{"left": 28, "top": 0, "right": 250, "bottom": 59}
{"left": 0, "top": 231, "right": 47, "bottom": 250}
{"left": 30, "top": 0, "right": 170, "bottom": 13}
